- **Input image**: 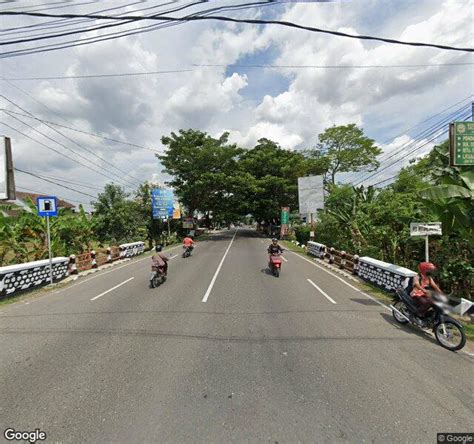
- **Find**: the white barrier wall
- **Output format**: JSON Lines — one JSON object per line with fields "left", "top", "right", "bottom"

{"left": 358, "top": 257, "right": 416, "bottom": 292}
{"left": 307, "top": 241, "right": 327, "bottom": 259}
{"left": 0, "top": 257, "right": 69, "bottom": 296}
{"left": 119, "top": 241, "right": 145, "bottom": 258}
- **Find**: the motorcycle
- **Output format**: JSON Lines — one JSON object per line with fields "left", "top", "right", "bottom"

{"left": 269, "top": 252, "right": 283, "bottom": 277}
{"left": 149, "top": 262, "right": 167, "bottom": 288}
{"left": 182, "top": 245, "right": 193, "bottom": 258}
{"left": 390, "top": 288, "right": 466, "bottom": 351}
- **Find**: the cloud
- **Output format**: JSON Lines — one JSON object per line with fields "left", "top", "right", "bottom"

{"left": 2, "top": 0, "right": 472, "bottom": 208}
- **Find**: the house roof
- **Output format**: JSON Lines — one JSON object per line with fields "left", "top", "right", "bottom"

{"left": 15, "top": 192, "right": 76, "bottom": 209}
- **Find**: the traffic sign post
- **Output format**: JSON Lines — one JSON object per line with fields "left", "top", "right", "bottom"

{"left": 36, "top": 197, "right": 59, "bottom": 285}
{"left": 450, "top": 122, "right": 474, "bottom": 166}
{"left": 410, "top": 222, "right": 442, "bottom": 262}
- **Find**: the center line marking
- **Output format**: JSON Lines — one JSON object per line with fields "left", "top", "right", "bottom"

{"left": 90, "top": 277, "right": 135, "bottom": 301}
{"left": 169, "top": 254, "right": 178, "bottom": 260}
{"left": 307, "top": 279, "right": 337, "bottom": 304}
{"left": 202, "top": 230, "right": 238, "bottom": 303}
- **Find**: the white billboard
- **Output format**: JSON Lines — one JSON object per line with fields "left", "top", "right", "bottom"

{"left": 298, "top": 175, "right": 325, "bottom": 214}
{"left": 410, "top": 222, "right": 442, "bottom": 236}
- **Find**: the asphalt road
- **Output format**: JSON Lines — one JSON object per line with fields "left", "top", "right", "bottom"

{"left": 0, "top": 229, "right": 473, "bottom": 443}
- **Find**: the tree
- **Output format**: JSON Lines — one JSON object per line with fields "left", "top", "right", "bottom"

{"left": 92, "top": 184, "right": 140, "bottom": 244}
{"left": 311, "top": 124, "right": 381, "bottom": 185}
{"left": 239, "top": 138, "right": 310, "bottom": 227}
{"left": 159, "top": 129, "right": 246, "bottom": 224}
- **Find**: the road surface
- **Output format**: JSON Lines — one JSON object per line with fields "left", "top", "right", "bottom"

{"left": 0, "top": 229, "right": 472, "bottom": 443}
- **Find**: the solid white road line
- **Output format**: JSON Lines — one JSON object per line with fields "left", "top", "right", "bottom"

{"left": 90, "top": 277, "right": 135, "bottom": 301}
{"left": 281, "top": 256, "right": 288, "bottom": 262}
{"left": 307, "top": 279, "right": 337, "bottom": 304}
{"left": 169, "top": 254, "right": 178, "bottom": 260}
{"left": 202, "top": 230, "right": 238, "bottom": 303}
{"left": 293, "top": 252, "right": 390, "bottom": 311}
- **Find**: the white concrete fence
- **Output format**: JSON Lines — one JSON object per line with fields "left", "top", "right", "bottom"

{"left": 0, "top": 241, "right": 146, "bottom": 298}
{"left": 0, "top": 257, "right": 69, "bottom": 296}
{"left": 307, "top": 241, "right": 416, "bottom": 292}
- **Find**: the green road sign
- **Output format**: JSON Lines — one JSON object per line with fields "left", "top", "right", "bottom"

{"left": 281, "top": 207, "right": 289, "bottom": 225}
{"left": 450, "top": 122, "right": 474, "bottom": 166}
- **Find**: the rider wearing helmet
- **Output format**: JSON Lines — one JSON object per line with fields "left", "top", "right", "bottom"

{"left": 268, "top": 238, "right": 283, "bottom": 256}
{"left": 411, "top": 262, "right": 442, "bottom": 316}
{"left": 151, "top": 245, "right": 169, "bottom": 276}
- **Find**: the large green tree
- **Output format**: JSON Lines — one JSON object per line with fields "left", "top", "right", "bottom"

{"left": 309, "top": 124, "right": 381, "bottom": 185}
{"left": 159, "top": 129, "right": 247, "bottom": 225}
{"left": 239, "top": 138, "right": 310, "bottom": 225}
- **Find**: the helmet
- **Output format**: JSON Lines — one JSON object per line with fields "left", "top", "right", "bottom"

{"left": 418, "top": 262, "right": 436, "bottom": 276}
{"left": 272, "top": 238, "right": 278, "bottom": 243}
{"left": 155, "top": 245, "right": 162, "bottom": 252}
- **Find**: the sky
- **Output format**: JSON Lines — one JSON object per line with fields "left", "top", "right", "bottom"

{"left": 0, "top": 0, "right": 473, "bottom": 210}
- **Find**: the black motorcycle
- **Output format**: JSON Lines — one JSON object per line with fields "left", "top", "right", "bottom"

{"left": 149, "top": 262, "right": 167, "bottom": 288}
{"left": 391, "top": 288, "right": 466, "bottom": 351}
{"left": 182, "top": 246, "right": 193, "bottom": 258}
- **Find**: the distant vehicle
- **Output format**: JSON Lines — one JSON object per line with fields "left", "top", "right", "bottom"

{"left": 391, "top": 289, "right": 466, "bottom": 351}
{"left": 269, "top": 252, "right": 283, "bottom": 277}
{"left": 182, "top": 246, "right": 193, "bottom": 258}
{"left": 149, "top": 261, "right": 167, "bottom": 288}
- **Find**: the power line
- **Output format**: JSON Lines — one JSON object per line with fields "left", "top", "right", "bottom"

{"left": 15, "top": 167, "right": 97, "bottom": 199}
{"left": 0, "top": 1, "right": 149, "bottom": 35}
{"left": 1, "top": 120, "right": 137, "bottom": 190}
{"left": 0, "top": 10, "right": 472, "bottom": 52}
{"left": 0, "top": 95, "right": 143, "bottom": 185}
{"left": 347, "top": 102, "right": 472, "bottom": 184}
{"left": 0, "top": 108, "right": 161, "bottom": 153}
{"left": 16, "top": 186, "right": 92, "bottom": 206}
{"left": 2, "top": 109, "right": 140, "bottom": 189}
{"left": 195, "top": 62, "right": 474, "bottom": 69}
{"left": 2, "top": 61, "right": 473, "bottom": 81}
{"left": 0, "top": 2, "right": 276, "bottom": 58}
{"left": 27, "top": 172, "right": 105, "bottom": 192}
{"left": 353, "top": 110, "right": 471, "bottom": 186}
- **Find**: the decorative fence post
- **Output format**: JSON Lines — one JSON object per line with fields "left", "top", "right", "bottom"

{"left": 91, "top": 250, "right": 97, "bottom": 269}
{"left": 340, "top": 251, "right": 346, "bottom": 269}
{"left": 329, "top": 247, "right": 335, "bottom": 264}
{"left": 68, "top": 255, "right": 77, "bottom": 275}
{"left": 107, "top": 247, "right": 112, "bottom": 263}
{"left": 352, "top": 255, "right": 359, "bottom": 275}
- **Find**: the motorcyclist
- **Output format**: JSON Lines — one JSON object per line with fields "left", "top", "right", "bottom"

{"left": 410, "top": 262, "right": 442, "bottom": 317}
{"left": 268, "top": 238, "right": 283, "bottom": 262}
{"left": 151, "top": 245, "right": 168, "bottom": 276}
{"left": 183, "top": 235, "right": 195, "bottom": 254}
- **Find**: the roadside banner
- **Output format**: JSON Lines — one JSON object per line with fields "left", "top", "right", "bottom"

{"left": 152, "top": 188, "right": 174, "bottom": 219}
{"left": 298, "top": 176, "right": 324, "bottom": 214}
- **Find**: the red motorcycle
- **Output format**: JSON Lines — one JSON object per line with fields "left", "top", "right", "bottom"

{"left": 269, "top": 252, "right": 283, "bottom": 277}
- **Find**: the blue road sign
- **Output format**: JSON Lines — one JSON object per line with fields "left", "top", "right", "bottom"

{"left": 37, "top": 196, "right": 58, "bottom": 217}
{"left": 152, "top": 188, "right": 174, "bottom": 219}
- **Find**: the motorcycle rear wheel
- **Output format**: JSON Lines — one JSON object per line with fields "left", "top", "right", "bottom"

{"left": 434, "top": 322, "right": 466, "bottom": 351}
{"left": 274, "top": 268, "right": 279, "bottom": 278}
{"left": 392, "top": 301, "right": 409, "bottom": 324}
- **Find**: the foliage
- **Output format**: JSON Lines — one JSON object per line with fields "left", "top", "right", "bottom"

{"left": 92, "top": 184, "right": 141, "bottom": 244}
{"left": 308, "top": 124, "right": 382, "bottom": 185}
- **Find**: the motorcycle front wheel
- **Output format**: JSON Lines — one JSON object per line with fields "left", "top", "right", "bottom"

{"left": 434, "top": 321, "right": 466, "bottom": 351}
{"left": 392, "top": 301, "right": 409, "bottom": 324}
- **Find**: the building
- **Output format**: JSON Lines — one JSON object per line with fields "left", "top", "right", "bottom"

{"left": 0, "top": 192, "right": 75, "bottom": 217}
